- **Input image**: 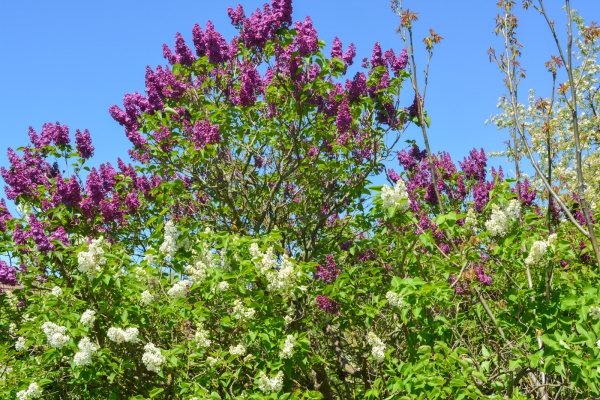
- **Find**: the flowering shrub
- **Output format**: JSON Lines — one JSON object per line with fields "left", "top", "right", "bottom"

{"left": 1, "top": 0, "right": 600, "bottom": 399}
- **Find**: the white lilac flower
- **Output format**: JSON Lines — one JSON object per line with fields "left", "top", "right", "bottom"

{"left": 547, "top": 233, "right": 558, "bottom": 246}
{"left": 16, "top": 382, "right": 42, "bottom": 400}
{"left": 386, "top": 291, "right": 404, "bottom": 308}
{"left": 381, "top": 179, "right": 410, "bottom": 211}
{"left": 464, "top": 208, "right": 478, "bottom": 229}
{"left": 504, "top": 199, "right": 521, "bottom": 220}
{"left": 257, "top": 371, "right": 284, "bottom": 394}
{"left": 367, "top": 332, "right": 386, "bottom": 363}
{"left": 218, "top": 281, "right": 230, "bottom": 291}
{"left": 206, "top": 356, "right": 219, "bottom": 366}
{"left": 168, "top": 280, "right": 189, "bottom": 299}
{"left": 141, "top": 290, "right": 154, "bottom": 305}
{"left": 9, "top": 323, "right": 17, "bottom": 336}
{"left": 159, "top": 220, "right": 179, "bottom": 260}
{"left": 185, "top": 262, "right": 207, "bottom": 284}
{"left": 232, "top": 299, "right": 256, "bottom": 321}
{"left": 525, "top": 240, "right": 549, "bottom": 266}
{"left": 284, "top": 315, "right": 293, "bottom": 326}
{"left": 485, "top": 204, "right": 510, "bottom": 237}
{"left": 77, "top": 237, "right": 106, "bottom": 277}
{"left": 279, "top": 335, "right": 296, "bottom": 359}
{"left": 73, "top": 337, "right": 98, "bottom": 367}
{"left": 41, "top": 322, "right": 70, "bottom": 349}
{"left": 107, "top": 327, "right": 139, "bottom": 344}
{"left": 194, "top": 327, "right": 211, "bottom": 348}
{"left": 144, "top": 253, "right": 157, "bottom": 265}
{"left": 80, "top": 309, "right": 96, "bottom": 327}
{"left": 229, "top": 344, "right": 246, "bottom": 356}
{"left": 589, "top": 306, "right": 600, "bottom": 320}
{"left": 15, "top": 336, "right": 27, "bottom": 352}
{"left": 142, "top": 342, "right": 166, "bottom": 373}
{"left": 51, "top": 286, "right": 63, "bottom": 297}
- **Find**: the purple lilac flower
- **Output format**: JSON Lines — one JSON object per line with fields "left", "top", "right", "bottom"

{"left": 0, "top": 261, "right": 18, "bottom": 287}
{"left": 346, "top": 72, "right": 367, "bottom": 99}
{"left": 370, "top": 42, "right": 385, "bottom": 67}
{"left": 331, "top": 37, "right": 343, "bottom": 59}
{"left": 74, "top": 129, "right": 94, "bottom": 158}
{"left": 50, "top": 226, "right": 70, "bottom": 247}
{"left": 204, "top": 21, "right": 230, "bottom": 64}
{"left": 459, "top": 148, "right": 487, "bottom": 181}
{"left": 193, "top": 119, "right": 221, "bottom": 149}
{"left": 0, "top": 199, "right": 12, "bottom": 232}
{"left": 144, "top": 67, "right": 165, "bottom": 112}
{"left": 174, "top": 32, "right": 196, "bottom": 66}
{"left": 238, "top": 62, "right": 262, "bottom": 106}
{"left": 100, "top": 195, "right": 124, "bottom": 225}
{"left": 55, "top": 175, "right": 82, "bottom": 206}
{"left": 314, "top": 255, "right": 342, "bottom": 284}
{"left": 387, "top": 169, "right": 400, "bottom": 183}
{"left": 342, "top": 43, "right": 356, "bottom": 66}
{"left": 316, "top": 295, "right": 341, "bottom": 315}
{"left": 510, "top": 179, "right": 537, "bottom": 207}
{"left": 125, "top": 193, "right": 140, "bottom": 213}
{"left": 336, "top": 99, "right": 352, "bottom": 134}
{"left": 162, "top": 44, "right": 178, "bottom": 65}
{"left": 227, "top": 4, "right": 245, "bottom": 26}
{"left": 29, "top": 214, "right": 54, "bottom": 253}
{"left": 272, "top": 0, "right": 292, "bottom": 26}
{"left": 475, "top": 266, "right": 493, "bottom": 286}
{"left": 99, "top": 163, "right": 117, "bottom": 193}
{"left": 192, "top": 23, "right": 207, "bottom": 57}
{"left": 392, "top": 49, "right": 408, "bottom": 74}
{"left": 472, "top": 180, "right": 491, "bottom": 212}
{"left": 294, "top": 16, "right": 319, "bottom": 57}
{"left": 13, "top": 224, "right": 29, "bottom": 245}
{"left": 408, "top": 94, "right": 423, "bottom": 117}
{"left": 85, "top": 168, "right": 105, "bottom": 205}
{"left": 0, "top": 147, "right": 51, "bottom": 200}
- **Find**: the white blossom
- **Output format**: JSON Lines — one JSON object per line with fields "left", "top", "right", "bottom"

{"left": 142, "top": 342, "right": 166, "bottom": 373}
{"left": 107, "top": 327, "right": 139, "bottom": 344}
{"left": 229, "top": 344, "right": 246, "bottom": 356}
{"left": 504, "top": 199, "right": 521, "bottom": 220}
{"left": 185, "top": 262, "right": 207, "bottom": 284}
{"left": 159, "top": 220, "right": 179, "bottom": 259}
{"left": 367, "top": 332, "right": 386, "bottom": 363}
{"left": 547, "top": 233, "right": 558, "bottom": 246}
{"left": 232, "top": 299, "right": 256, "bottom": 321}
{"left": 167, "top": 280, "right": 189, "bottom": 299}
{"left": 77, "top": 237, "right": 106, "bottom": 277}
{"left": 9, "top": 323, "right": 17, "bottom": 336}
{"left": 381, "top": 179, "right": 410, "bottom": 211}
{"left": 141, "top": 290, "right": 154, "bottom": 305}
{"left": 41, "top": 322, "right": 70, "bottom": 349}
{"left": 194, "top": 327, "right": 211, "bottom": 348}
{"left": 51, "top": 286, "right": 63, "bottom": 297}
{"left": 206, "top": 356, "right": 219, "bottom": 366}
{"left": 284, "top": 315, "right": 293, "bottom": 326}
{"left": 279, "top": 335, "right": 296, "bottom": 359}
{"left": 525, "top": 240, "right": 549, "bottom": 266}
{"left": 464, "top": 208, "right": 478, "bottom": 230}
{"left": 218, "top": 281, "right": 230, "bottom": 291}
{"left": 589, "top": 306, "right": 600, "bottom": 320}
{"left": 485, "top": 204, "right": 510, "bottom": 237}
{"left": 386, "top": 291, "right": 404, "bottom": 308}
{"left": 16, "top": 382, "right": 42, "bottom": 400}
{"left": 80, "top": 309, "right": 96, "bottom": 327}
{"left": 15, "top": 336, "right": 27, "bottom": 352}
{"left": 144, "top": 253, "right": 157, "bottom": 265}
{"left": 73, "top": 337, "right": 98, "bottom": 367}
{"left": 257, "top": 371, "right": 284, "bottom": 394}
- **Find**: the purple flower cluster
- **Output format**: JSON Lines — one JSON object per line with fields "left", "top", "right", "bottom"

{"left": 384, "top": 48, "right": 408, "bottom": 76}
{"left": 346, "top": 72, "right": 367, "bottom": 100}
{"left": 0, "top": 261, "right": 18, "bottom": 287}
{"left": 50, "top": 226, "right": 70, "bottom": 247}
{"left": 370, "top": 42, "right": 385, "bottom": 67}
{"left": 474, "top": 266, "right": 493, "bottom": 286}
{"left": 193, "top": 119, "right": 221, "bottom": 149}
{"left": 192, "top": 21, "right": 231, "bottom": 64}
{"left": 0, "top": 148, "right": 51, "bottom": 200}
{"left": 316, "top": 295, "right": 341, "bottom": 315}
{"left": 28, "top": 214, "right": 54, "bottom": 254}
{"left": 336, "top": 99, "right": 352, "bottom": 135}
{"left": 163, "top": 33, "right": 196, "bottom": 66}
{"left": 55, "top": 175, "right": 82, "bottom": 206}
{"left": 314, "top": 255, "right": 342, "bottom": 284}
{"left": 407, "top": 94, "right": 423, "bottom": 118}
{"left": 459, "top": 149, "right": 487, "bottom": 182}
{"left": 228, "top": 0, "right": 292, "bottom": 51}
{"left": 0, "top": 199, "right": 11, "bottom": 232}
{"left": 511, "top": 179, "right": 537, "bottom": 207}
{"left": 237, "top": 62, "right": 262, "bottom": 106}
{"left": 75, "top": 129, "right": 94, "bottom": 159}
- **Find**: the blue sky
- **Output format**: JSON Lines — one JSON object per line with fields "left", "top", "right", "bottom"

{"left": 0, "top": 0, "right": 598, "bottom": 181}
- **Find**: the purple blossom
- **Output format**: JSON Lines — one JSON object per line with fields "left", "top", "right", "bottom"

{"left": 1, "top": 147, "right": 51, "bottom": 200}
{"left": 408, "top": 94, "right": 423, "bottom": 117}
{"left": 144, "top": 66, "right": 165, "bottom": 112}
{"left": 392, "top": 49, "right": 408, "bottom": 74}
{"left": 56, "top": 175, "right": 82, "bottom": 206}
{"left": 29, "top": 214, "right": 54, "bottom": 253}
{"left": 387, "top": 169, "right": 400, "bottom": 183}
{"left": 331, "top": 37, "right": 343, "bottom": 59}
{"left": 0, "top": 261, "right": 18, "bottom": 287}
{"left": 99, "top": 163, "right": 117, "bottom": 193}
{"left": 342, "top": 43, "right": 356, "bottom": 66}
{"left": 74, "top": 129, "right": 94, "bottom": 158}
{"left": 174, "top": 33, "right": 196, "bottom": 66}
{"left": 100, "top": 195, "right": 124, "bottom": 225}
{"left": 13, "top": 224, "right": 29, "bottom": 245}
{"left": 227, "top": 4, "right": 246, "bottom": 26}
{"left": 336, "top": 98, "right": 352, "bottom": 134}
{"left": 193, "top": 119, "right": 221, "bottom": 149}
{"left": 294, "top": 16, "right": 319, "bottom": 56}
{"left": 238, "top": 62, "right": 262, "bottom": 106}
{"left": 314, "top": 255, "right": 341, "bottom": 284}
{"left": 473, "top": 180, "right": 492, "bottom": 212}
{"left": 512, "top": 179, "right": 537, "bottom": 207}
{"left": 162, "top": 44, "right": 178, "bottom": 65}
{"left": 85, "top": 168, "right": 105, "bottom": 205}
{"left": 204, "top": 21, "right": 230, "bottom": 64}
{"left": 50, "top": 226, "right": 70, "bottom": 247}
{"left": 316, "top": 295, "right": 341, "bottom": 315}
{"left": 346, "top": 72, "right": 367, "bottom": 99}
{"left": 475, "top": 266, "right": 493, "bottom": 286}
{"left": 272, "top": 0, "right": 292, "bottom": 27}
{"left": 125, "top": 192, "right": 140, "bottom": 213}
{"left": 192, "top": 23, "right": 207, "bottom": 57}
{"left": 370, "top": 42, "right": 384, "bottom": 67}
{"left": 459, "top": 148, "right": 487, "bottom": 182}
{"left": 0, "top": 199, "right": 12, "bottom": 232}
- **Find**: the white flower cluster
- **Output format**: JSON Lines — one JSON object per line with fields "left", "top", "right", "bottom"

{"left": 185, "top": 262, "right": 207, "bottom": 284}
{"left": 15, "top": 336, "right": 27, "bottom": 352}
{"left": 194, "top": 325, "right": 211, "bottom": 348}
{"left": 525, "top": 240, "right": 549, "bottom": 266}
{"left": 142, "top": 342, "right": 166, "bottom": 373}
{"left": 41, "top": 322, "right": 70, "bottom": 349}
{"left": 367, "top": 332, "right": 386, "bottom": 363}
{"left": 51, "top": 286, "right": 63, "bottom": 297}
{"left": 144, "top": 253, "right": 157, "bottom": 265}
{"left": 279, "top": 335, "right": 296, "bottom": 359}
{"left": 159, "top": 220, "right": 179, "bottom": 259}
{"left": 80, "top": 309, "right": 96, "bottom": 327}
{"left": 73, "top": 337, "right": 99, "bottom": 367}
{"left": 257, "top": 371, "right": 284, "bottom": 394}
{"left": 218, "top": 281, "right": 230, "bottom": 291}
{"left": 77, "top": 237, "right": 106, "bottom": 277}
{"left": 232, "top": 299, "right": 256, "bottom": 321}
{"left": 107, "top": 327, "right": 139, "bottom": 343}
{"left": 167, "top": 280, "right": 189, "bottom": 299}
{"left": 229, "top": 344, "right": 246, "bottom": 356}
{"left": 250, "top": 245, "right": 302, "bottom": 296}
{"left": 386, "top": 291, "right": 404, "bottom": 308}
{"left": 9, "top": 323, "right": 17, "bottom": 336}
{"left": 381, "top": 179, "right": 410, "bottom": 211}
{"left": 504, "top": 199, "right": 521, "bottom": 220}
{"left": 141, "top": 290, "right": 154, "bottom": 305}
{"left": 547, "top": 233, "right": 558, "bottom": 246}
{"left": 464, "top": 208, "right": 478, "bottom": 229}
{"left": 206, "top": 356, "right": 219, "bottom": 366}
{"left": 589, "top": 306, "right": 600, "bottom": 320}
{"left": 16, "top": 382, "right": 42, "bottom": 400}
{"left": 485, "top": 204, "right": 514, "bottom": 237}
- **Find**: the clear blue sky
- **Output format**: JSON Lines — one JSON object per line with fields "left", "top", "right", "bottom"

{"left": 1, "top": 0, "right": 598, "bottom": 180}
